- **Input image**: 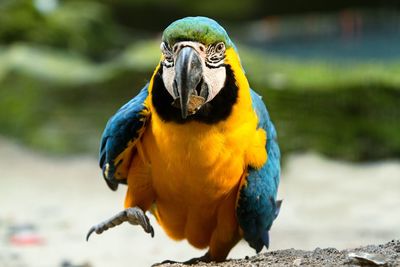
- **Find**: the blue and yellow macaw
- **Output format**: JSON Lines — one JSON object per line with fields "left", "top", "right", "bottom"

{"left": 87, "top": 16, "right": 281, "bottom": 263}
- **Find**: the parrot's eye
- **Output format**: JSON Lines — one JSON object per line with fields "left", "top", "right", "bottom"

{"left": 160, "top": 42, "right": 174, "bottom": 67}
{"left": 205, "top": 42, "right": 226, "bottom": 68}
{"left": 215, "top": 42, "right": 225, "bottom": 53}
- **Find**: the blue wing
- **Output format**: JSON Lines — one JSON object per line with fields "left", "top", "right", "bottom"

{"left": 236, "top": 89, "right": 281, "bottom": 252}
{"left": 99, "top": 85, "right": 150, "bottom": 191}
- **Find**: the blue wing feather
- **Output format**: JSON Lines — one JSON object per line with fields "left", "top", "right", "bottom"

{"left": 99, "top": 85, "right": 150, "bottom": 190}
{"left": 236, "top": 89, "right": 281, "bottom": 252}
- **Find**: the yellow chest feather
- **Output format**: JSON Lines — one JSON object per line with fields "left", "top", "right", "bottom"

{"left": 142, "top": 106, "right": 266, "bottom": 205}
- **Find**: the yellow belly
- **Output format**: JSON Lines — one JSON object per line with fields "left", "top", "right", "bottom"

{"left": 138, "top": 111, "right": 266, "bottom": 248}
{"left": 147, "top": 120, "right": 245, "bottom": 201}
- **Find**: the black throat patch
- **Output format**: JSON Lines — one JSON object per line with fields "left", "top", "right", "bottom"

{"left": 151, "top": 65, "right": 238, "bottom": 124}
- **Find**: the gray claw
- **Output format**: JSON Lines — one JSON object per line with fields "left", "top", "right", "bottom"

{"left": 86, "top": 207, "right": 154, "bottom": 241}
{"left": 126, "top": 207, "right": 154, "bottom": 237}
{"left": 86, "top": 227, "right": 95, "bottom": 241}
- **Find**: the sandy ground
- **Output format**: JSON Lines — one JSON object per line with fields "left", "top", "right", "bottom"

{"left": 0, "top": 138, "right": 400, "bottom": 267}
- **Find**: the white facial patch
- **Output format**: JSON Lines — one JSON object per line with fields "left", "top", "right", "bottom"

{"left": 162, "top": 65, "right": 176, "bottom": 99}
{"left": 160, "top": 41, "right": 226, "bottom": 103}
{"left": 203, "top": 66, "right": 226, "bottom": 103}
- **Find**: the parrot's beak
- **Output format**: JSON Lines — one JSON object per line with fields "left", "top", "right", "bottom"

{"left": 173, "top": 46, "right": 204, "bottom": 119}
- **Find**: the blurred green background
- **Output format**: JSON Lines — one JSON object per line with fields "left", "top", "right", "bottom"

{"left": 1, "top": 0, "right": 400, "bottom": 161}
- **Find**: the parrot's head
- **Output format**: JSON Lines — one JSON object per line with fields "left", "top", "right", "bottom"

{"left": 151, "top": 16, "right": 246, "bottom": 124}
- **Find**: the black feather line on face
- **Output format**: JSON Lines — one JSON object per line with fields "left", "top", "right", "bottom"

{"left": 152, "top": 64, "right": 238, "bottom": 124}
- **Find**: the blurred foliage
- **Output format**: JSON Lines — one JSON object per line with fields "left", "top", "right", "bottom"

{"left": 0, "top": 0, "right": 131, "bottom": 59}
{"left": 241, "top": 48, "right": 400, "bottom": 161}
{"left": 0, "top": 41, "right": 159, "bottom": 153}
{"left": 0, "top": 0, "right": 291, "bottom": 59}
{"left": 0, "top": 0, "right": 399, "bottom": 161}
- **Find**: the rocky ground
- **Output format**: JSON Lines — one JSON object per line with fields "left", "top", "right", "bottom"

{"left": 161, "top": 240, "right": 400, "bottom": 266}
{"left": 1, "top": 138, "right": 400, "bottom": 267}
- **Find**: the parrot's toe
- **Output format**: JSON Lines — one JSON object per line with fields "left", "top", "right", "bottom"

{"left": 86, "top": 207, "right": 154, "bottom": 241}
{"left": 152, "top": 252, "right": 211, "bottom": 266}
{"left": 182, "top": 253, "right": 211, "bottom": 264}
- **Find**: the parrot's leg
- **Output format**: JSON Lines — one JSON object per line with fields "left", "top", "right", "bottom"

{"left": 86, "top": 207, "right": 154, "bottom": 241}
{"left": 207, "top": 187, "right": 241, "bottom": 262}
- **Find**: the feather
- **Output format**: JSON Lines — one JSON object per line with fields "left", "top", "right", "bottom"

{"left": 236, "top": 89, "right": 281, "bottom": 252}
{"left": 98, "top": 85, "right": 150, "bottom": 190}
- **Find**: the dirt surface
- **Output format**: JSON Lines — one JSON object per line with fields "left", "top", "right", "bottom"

{"left": 160, "top": 240, "right": 400, "bottom": 266}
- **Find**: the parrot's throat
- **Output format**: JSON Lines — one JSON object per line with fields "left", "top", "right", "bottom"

{"left": 152, "top": 65, "right": 238, "bottom": 124}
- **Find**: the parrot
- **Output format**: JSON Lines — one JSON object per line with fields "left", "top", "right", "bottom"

{"left": 86, "top": 16, "right": 281, "bottom": 264}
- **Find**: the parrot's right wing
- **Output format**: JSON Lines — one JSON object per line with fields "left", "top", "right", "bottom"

{"left": 236, "top": 89, "right": 281, "bottom": 252}
{"left": 99, "top": 85, "right": 151, "bottom": 191}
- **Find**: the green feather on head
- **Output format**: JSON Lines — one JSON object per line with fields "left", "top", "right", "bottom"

{"left": 162, "top": 16, "right": 234, "bottom": 48}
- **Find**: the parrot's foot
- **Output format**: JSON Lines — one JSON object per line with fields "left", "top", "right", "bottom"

{"left": 153, "top": 252, "right": 211, "bottom": 266}
{"left": 86, "top": 207, "right": 154, "bottom": 241}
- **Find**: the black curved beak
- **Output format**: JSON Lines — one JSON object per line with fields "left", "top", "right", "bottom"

{"left": 174, "top": 46, "right": 203, "bottom": 119}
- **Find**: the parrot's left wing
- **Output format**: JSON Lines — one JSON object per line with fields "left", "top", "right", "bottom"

{"left": 236, "top": 89, "right": 281, "bottom": 252}
{"left": 99, "top": 85, "right": 150, "bottom": 191}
